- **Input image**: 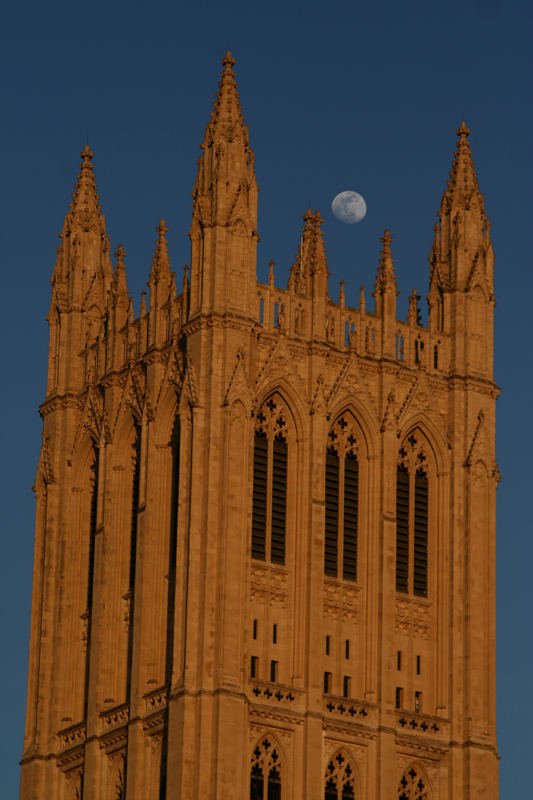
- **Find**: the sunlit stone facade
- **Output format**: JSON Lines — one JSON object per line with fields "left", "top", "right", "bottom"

{"left": 21, "top": 53, "right": 499, "bottom": 799}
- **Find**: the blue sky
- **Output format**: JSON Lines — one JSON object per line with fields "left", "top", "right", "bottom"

{"left": 1, "top": 0, "right": 531, "bottom": 795}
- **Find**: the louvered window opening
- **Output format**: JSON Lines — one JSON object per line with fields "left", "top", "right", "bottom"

{"left": 324, "top": 450, "right": 339, "bottom": 576}
{"left": 271, "top": 437, "right": 287, "bottom": 564}
{"left": 252, "top": 432, "right": 268, "bottom": 561}
{"left": 395, "top": 466, "right": 409, "bottom": 592}
{"left": 396, "top": 461, "right": 428, "bottom": 597}
{"left": 251, "top": 429, "right": 287, "bottom": 566}
{"left": 324, "top": 445, "right": 358, "bottom": 582}
{"left": 413, "top": 472, "right": 428, "bottom": 596}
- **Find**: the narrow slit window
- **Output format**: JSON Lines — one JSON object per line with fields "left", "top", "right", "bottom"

{"left": 270, "top": 660, "right": 278, "bottom": 683}
{"left": 250, "top": 656, "right": 258, "bottom": 679}
{"left": 345, "top": 640, "right": 350, "bottom": 659}
{"left": 272, "top": 624, "right": 277, "bottom": 644}
{"left": 324, "top": 671, "right": 332, "bottom": 694}
{"left": 343, "top": 676, "right": 351, "bottom": 698}
{"left": 416, "top": 655, "right": 421, "bottom": 675}
{"left": 253, "top": 619, "right": 258, "bottom": 640}
{"left": 325, "top": 635, "right": 330, "bottom": 655}
{"left": 395, "top": 687, "right": 403, "bottom": 709}
{"left": 397, "top": 650, "right": 402, "bottom": 671}
{"left": 414, "top": 690, "right": 422, "bottom": 713}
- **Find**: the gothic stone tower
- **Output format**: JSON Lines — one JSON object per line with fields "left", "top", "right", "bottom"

{"left": 21, "top": 54, "right": 499, "bottom": 799}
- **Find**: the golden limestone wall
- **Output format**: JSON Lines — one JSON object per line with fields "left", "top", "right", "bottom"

{"left": 21, "top": 54, "right": 499, "bottom": 799}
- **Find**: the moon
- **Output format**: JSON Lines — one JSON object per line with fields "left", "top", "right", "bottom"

{"left": 331, "top": 190, "right": 367, "bottom": 224}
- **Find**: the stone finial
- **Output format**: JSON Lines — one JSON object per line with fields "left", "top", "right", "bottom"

{"left": 339, "top": 280, "right": 345, "bottom": 306}
{"left": 359, "top": 285, "right": 366, "bottom": 313}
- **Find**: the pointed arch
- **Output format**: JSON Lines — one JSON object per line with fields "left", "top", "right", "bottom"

{"left": 397, "top": 414, "right": 449, "bottom": 477}
{"left": 250, "top": 734, "right": 285, "bottom": 800}
{"left": 324, "top": 748, "right": 359, "bottom": 799}
{"left": 153, "top": 384, "right": 180, "bottom": 447}
{"left": 398, "top": 762, "right": 431, "bottom": 799}
{"left": 327, "top": 398, "right": 380, "bottom": 461}
{"left": 254, "top": 380, "right": 308, "bottom": 442}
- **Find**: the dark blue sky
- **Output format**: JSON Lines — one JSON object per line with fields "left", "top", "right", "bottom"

{"left": 1, "top": 0, "right": 531, "bottom": 795}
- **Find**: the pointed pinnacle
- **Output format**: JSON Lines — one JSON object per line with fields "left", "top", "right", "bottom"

{"left": 152, "top": 219, "right": 171, "bottom": 276}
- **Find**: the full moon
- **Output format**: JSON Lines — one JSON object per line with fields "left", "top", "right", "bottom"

{"left": 331, "top": 190, "right": 367, "bottom": 224}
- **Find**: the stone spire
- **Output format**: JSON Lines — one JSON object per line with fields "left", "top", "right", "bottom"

{"left": 373, "top": 230, "right": 398, "bottom": 357}
{"left": 431, "top": 122, "right": 492, "bottom": 293}
{"left": 46, "top": 145, "right": 113, "bottom": 396}
{"left": 189, "top": 53, "right": 259, "bottom": 317}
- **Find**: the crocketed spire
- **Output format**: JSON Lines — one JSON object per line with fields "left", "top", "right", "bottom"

{"left": 202, "top": 51, "right": 248, "bottom": 146}
{"left": 442, "top": 122, "right": 482, "bottom": 213}
{"left": 65, "top": 144, "right": 106, "bottom": 237}
{"left": 430, "top": 122, "right": 492, "bottom": 294}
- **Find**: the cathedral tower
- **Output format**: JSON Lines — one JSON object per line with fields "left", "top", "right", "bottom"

{"left": 21, "top": 54, "right": 499, "bottom": 799}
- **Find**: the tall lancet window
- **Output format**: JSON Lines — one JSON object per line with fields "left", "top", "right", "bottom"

{"left": 324, "top": 414, "right": 359, "bottom": 581}
{"left": 324, "top": 751, "right": 356, "bottom": 799}
{"left": 250, "top": 738, "right": 282, "bottom": 800}
{"left": 251, "top": 395, "right": 289, "bottom": 565}
{"left": 396, "top": 433, "right": 429, "bottom": 597}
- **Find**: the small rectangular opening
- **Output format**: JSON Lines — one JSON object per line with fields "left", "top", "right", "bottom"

{"left": 343, "top": 676, "right": 351, "bottom": 698}
{"left": 252, "top": 619, "right": 257, "bottom": 640}
{"left": 395, "top": 687, "right": 403, "bottom": 709}
{"left": 323, "top": 671, "right": 332, "bottom": 694}
{"left": 273, "top": 623, "right": 277, "bottom": 644}
{"left": 345, "top": 640, "right": 350, "bottom": 659}
{"left": 250, "top": 656, "right": 258, "bottom": 679}
{"left": 415, "top": 691, "right": 422, "bottom": 713}
{"left": 416, "top": 655, "right": 421, "bottom": 675}
{"left": 325, "top": 635, "right": 330, "bottom": 656}
{"left": 270, "top": 660, "right": 278, "bottom": 683}
{"left": 397, "top": 650, "right": 402, "bottom": 671}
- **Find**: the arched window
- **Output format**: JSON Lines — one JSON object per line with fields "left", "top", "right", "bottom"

{"left": 324, "top": 750, "right": 356, "bottom": 799}
{"left": 250, "top": 738, "right": 282, "bottom": 800}
{"left": 252, "top": 395, "right": 290, "bottom": 565}
{"left": 324, "top": 415, "right": 359, "bottom": 581}
{"left": 396, "top": 433, "right": 429, "bottom": 597}
{"left": 398, "top": 764, "right": 429, "bottom": 799}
